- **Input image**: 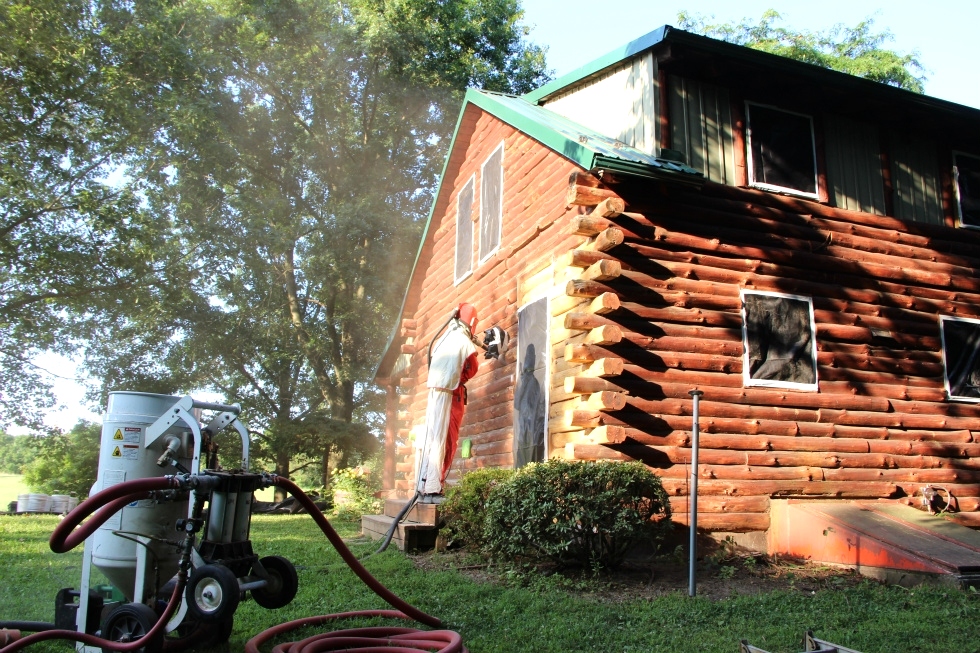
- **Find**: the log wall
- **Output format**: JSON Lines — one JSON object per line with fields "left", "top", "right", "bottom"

{"left": 389, "top": 107, "right": 587, "bottom": 493}
{"left": 558, "top": 174, "right": 980, "bottom": 531}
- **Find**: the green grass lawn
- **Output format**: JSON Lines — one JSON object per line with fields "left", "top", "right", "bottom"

{"left": 1, "top": 513, "right": 978, "bottom": 653}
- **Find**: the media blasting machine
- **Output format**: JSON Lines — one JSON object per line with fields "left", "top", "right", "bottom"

{"left": 61, "top": 391, "right": 297, "bottom": 652}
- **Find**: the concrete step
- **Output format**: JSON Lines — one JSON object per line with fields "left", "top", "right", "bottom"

{"left": 361, "top": 514, "right": 439, "bottom": 552}
{"left": 769, "top": 499, "right": 980, "bottom": 588}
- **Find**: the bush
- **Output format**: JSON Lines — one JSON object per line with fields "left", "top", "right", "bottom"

{"left": 330, "top": 464, "right": 382, "bottom": 521}
{"left": 441, "top": 467, "right": 515, "bottom": 547}
{"left": 483, "top": 460, "right": 671, "bottom": 570}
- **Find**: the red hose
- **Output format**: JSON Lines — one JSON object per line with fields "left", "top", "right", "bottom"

{"left": 241, "top": 478, "right": 466, "bottom": 653}
{"left": 50, "top": 476, "right": 179, "bottom": 553}
{"left": 245, "top": 612, "right": 466, "bottom": 653}
{"left": 0, "top": 564, "right": 184, "bottom": 652}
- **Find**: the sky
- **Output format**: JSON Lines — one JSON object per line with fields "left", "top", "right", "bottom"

{"left": 521, "top": 0, "right": 980, "bottom": 110}
{"left": 27, "top": 0, "right": 980, "bottom": 433}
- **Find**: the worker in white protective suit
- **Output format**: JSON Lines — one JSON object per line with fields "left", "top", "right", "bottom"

{"left": 414, "top": 303, "right": 480, "bottom": 503}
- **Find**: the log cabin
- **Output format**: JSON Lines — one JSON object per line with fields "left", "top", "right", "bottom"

{"left": 372, "top": 25, "right": 980, "bottom": 540}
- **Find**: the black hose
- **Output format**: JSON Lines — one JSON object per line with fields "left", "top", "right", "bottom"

{"left": 370, "top": 491, "right": 420, "bottom": 557}
{"left": 0, "top": 623, "right": 54, "bottom": 633}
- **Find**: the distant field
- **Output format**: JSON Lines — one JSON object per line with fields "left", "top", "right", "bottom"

{"left": 0, "top": 474, "right": 29, "bottom": 509}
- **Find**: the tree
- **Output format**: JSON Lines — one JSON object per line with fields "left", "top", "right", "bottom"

{"left": 0, "top": 0, "right": 208, "bottom": 426}
{"left": 0, "top": 432, "right": 36, "bottom": 474}
{"left": 84, "top": 0, "right": 548, "bottom": 488}
{"left": 677, "top": 10, "right": 926, "bottom": 93}
{"left": 23, "top": 420, "right": 100, "bottom": 497}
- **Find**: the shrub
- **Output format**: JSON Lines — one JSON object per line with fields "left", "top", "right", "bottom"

{"left": 330, "top": 464, "right": 382, "bottom": 521}
{"left": 483, "top": 460, "right": 671, "bottom": 570}
{"left": 441, "top": 467, "right": 516, "bottom": 547}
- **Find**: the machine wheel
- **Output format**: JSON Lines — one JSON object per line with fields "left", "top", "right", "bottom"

{"left": 186, "top": 564, "right": 240, "bottom": 623}
{"left": 251, "top": 555, "right": 298, "bottom": 609}
{"left": 101, "top": 603, "right": 164, "bottom": 653}
{"left": 163, "top": 617, "right": 233, "bottom": 651}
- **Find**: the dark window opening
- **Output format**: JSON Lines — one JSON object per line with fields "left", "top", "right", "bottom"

{"left": 747, "top": 103, "right": 818, "bottom": 197}
{"left": 741, "top": 291, "right": 818, "bottom": 390}
{"left": 941, "top": 316, "right": 980, "bottom": 402}
{"left": 954, "top": 152, "right": 980, "bottom": 229}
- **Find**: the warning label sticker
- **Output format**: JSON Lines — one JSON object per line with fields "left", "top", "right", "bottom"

{"left": 123, "top": 427, "right": 141, "bottom": 443}
{"left": 110, "top": 445, "right": 138, "bottom": 461}
{"left": 113, "top": 429, "right": 124, "bottom": 440}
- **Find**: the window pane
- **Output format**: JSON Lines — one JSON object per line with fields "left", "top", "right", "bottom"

{"left": 741, "top": 291, "right": 818, "bottom": 389}
{"left": 454, "top": 178, "right": 474, "bottom": 281}
{"left": 514, "top": 297, "right": 548, "bottom": 467}
{"left": 955, "top": 153, "right": 980, "bottom": 228}
{"left": 941, "top": 316, "right": 980, "bottom": 402}
{"left": 480, "top": 144, "right": 503, "bottom": 260}
{"left": 748, "top": 104, "right": 817, "bottom": 196}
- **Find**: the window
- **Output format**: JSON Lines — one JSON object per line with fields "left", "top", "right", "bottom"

{"left": 479, "top": 143, "right": 504, "bottom": 262}
{"left": 454, "top": 176, "right": 475, "bottom": 283}
{"left": 514, "top": 296, "right": 548, "bottom": 467}
{"left": 741, "top": 290, "right": 818, "bottom": 391}
{"left": 954, "top": 152, "right": 980, "bottom": 229}
{"left": 940, "top": 316, "right": 980, "bottom": 402}
{"left": 746, "top": 103, "right": 818, "bottom": 198}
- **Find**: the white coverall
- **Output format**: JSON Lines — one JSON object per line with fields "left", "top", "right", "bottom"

{"left": 414, "top": 321, "right": 478, "bottom": 495}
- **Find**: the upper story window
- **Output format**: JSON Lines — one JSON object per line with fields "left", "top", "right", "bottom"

{"left": 746, "top": 103, "right": 818, "bottom": 199}
{"left": 454, "top": 175, "right": 475, "bottom": 283}
{"left": 954, "top": 152, "right": 980, "bottom": 229}
{"left": 479, "top": 142, "right": 504, "bottom": 263}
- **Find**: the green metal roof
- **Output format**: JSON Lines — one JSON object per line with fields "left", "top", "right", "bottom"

{"left": 467, "top": 89, "right": 703, "bottom": 180}
{"left": 373, "top": 88, "right": 704, "bottom": 379}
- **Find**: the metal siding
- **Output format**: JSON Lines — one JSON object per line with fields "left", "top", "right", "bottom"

{"left": 823, "top": 115, "right": 886, "bottom": 215}
{"left": 668, "top": 75, "right": 735, "bottom": 185}
{"left": 890, "top": 133, "right": 944, "bottom": 225}
{"left": 543, "top": 57, "right": 659, "bottom": 155}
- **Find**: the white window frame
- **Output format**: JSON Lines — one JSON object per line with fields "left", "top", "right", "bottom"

{"left": 939, "top": 315, "right": 980, "bottom": 403}
{"left": 478, "top": 142, "right": 504, "bottom": 264}
{"left": 740, "top": 289, "right": 819, "bottom": 392}
{"left": 454, "top": 174, "right": 475, "bottom": 285}
{"left": 745, "top": 102, "right": 819, "bottom": 200}
{"left": 953, "top": 151, "right": 980, "bottom": 231}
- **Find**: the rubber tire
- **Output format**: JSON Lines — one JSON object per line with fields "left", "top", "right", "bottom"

{"left": 251, "top": 555, "right": 298, "bottom": 609}
{"left": 163, "top": 617, "right": 233, "bottom": 651}
{"left": 186, "top": 564, "right": 240, "bottom": 623}
{"left": 101, "top": 603, "right": 164, "bottom": 653}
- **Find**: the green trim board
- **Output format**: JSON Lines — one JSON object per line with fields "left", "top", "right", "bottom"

{"left": 373, "top": 89, "right": 704, "bottom": 378}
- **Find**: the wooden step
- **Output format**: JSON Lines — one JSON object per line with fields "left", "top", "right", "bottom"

{"left": 361, "top": 514, "right": 439, "bottom": 552}
{"left": 383, "top": 498, "right": 441, "bottom": 525}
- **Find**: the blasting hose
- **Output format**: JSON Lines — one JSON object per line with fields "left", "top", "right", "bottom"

{"left": 1, "top": 474, "right": 465, "bottom": 653}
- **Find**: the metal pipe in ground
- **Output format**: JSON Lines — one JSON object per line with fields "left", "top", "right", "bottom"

{"left": 688, "top": 389, "right": 703, "bottom": 598}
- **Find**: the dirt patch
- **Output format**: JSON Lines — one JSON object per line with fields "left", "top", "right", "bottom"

{"left": 409, "top": 538, "right": 867, "bottom": 601}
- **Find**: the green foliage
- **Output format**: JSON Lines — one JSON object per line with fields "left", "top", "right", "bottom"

{"left": 330, "top": 461, "right": 382, "bottom": 521}
{"left": 22, "top": 421, "right": 99, "bottom": 497}
{"left": 677, "top": 10, "right": 926, "bottom": 93}
{"left": 0, "top": 432, "right": 36, "bottom": 474}
{"left": 441, "top": 467, "right": 515, "bottom": 547}
{"left": 483, "top": 460, "right": 672, "bottom": 570}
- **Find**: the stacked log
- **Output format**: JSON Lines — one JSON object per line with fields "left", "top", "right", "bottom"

{"left": 560, "top": 173, "right": 980, "bottom": 532}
